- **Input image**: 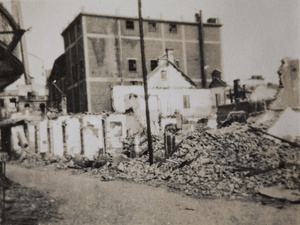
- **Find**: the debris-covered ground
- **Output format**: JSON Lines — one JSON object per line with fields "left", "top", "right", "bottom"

{"left": 13, "top": 122, "right": 300, "bottom": 204}
{"left": 0, "top": 176, "right": 62, "bottom": 224}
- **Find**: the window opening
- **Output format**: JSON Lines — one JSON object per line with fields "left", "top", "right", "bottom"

{"left": 183, "top": 95, "right": 190, "bottom": 109}
{"left": 128, "top": 59, "right": 137, "bottom": 72}
{"left": 169, "top": 24, "right": 177, "bottom": 33}
{"left": 148, "top": 22, "right": 156, "bottom": 32}
{"left": 150, "top": 60, "right": 158, "bottom": 71}
{"left": 126, "top": 20, "right": 134, "bottom": 30}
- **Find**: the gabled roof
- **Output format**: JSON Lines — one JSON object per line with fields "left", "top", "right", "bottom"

{"left": 209, "top": 77, "right": 226, "bottom": 88}
{"left": 168, "top": 61, "right": 197, "bottom": 87}
{"left": 147, "top": 56, "right": 197, "bottom": 88}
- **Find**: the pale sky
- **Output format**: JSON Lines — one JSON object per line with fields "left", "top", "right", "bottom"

{"left": 2, "top": 0, "right": 299, "bottom": 86}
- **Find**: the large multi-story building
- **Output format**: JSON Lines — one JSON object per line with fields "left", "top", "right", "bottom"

{"left": 51, "top": 12, "right": 222, "bottom": 113}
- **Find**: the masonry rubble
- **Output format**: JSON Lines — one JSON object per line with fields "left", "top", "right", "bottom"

{"left": 5, "top": 56, "right": 300, "bottom": 202}
{"left": 15, "top": 117, "right": 300, "bottom": 202}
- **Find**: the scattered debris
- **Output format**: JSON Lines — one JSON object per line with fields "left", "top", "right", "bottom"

{"left": 258, "top": 186, "right": 300, "bottom": 202}
{"left": 10, "top": 121, "right": 300, "bottom": 204}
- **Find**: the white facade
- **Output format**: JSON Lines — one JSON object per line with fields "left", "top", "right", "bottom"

{"left": 112, "top": 52, "right": 213, "bottom": 123}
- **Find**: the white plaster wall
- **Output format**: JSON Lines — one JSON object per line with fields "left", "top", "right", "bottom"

{"left": 81, "top": 115, "right": 103, "bottom": 159}
{"left": 113, "top": 86, "right": 212, "bottom": 118}
{"left": 65, "top": 117, "right": 81, "bottom": 156}
{"left": 38, "top": 120, "right": 48, "bottom": 153}
{"left": 50, "top": 118, "right": 64, "bottom": 156}
{"left": 11, "top": 126, "right": 28, "bottom": 152}
{"left": 210, "top": 87, "right": 226, "bottom": 107}
{"left": 148, "top": 65, "right": 192, "bottom": 89}
{"left": 112, "top": 86, "right": 144, "bottom": 112}
{"left": 106, "top": 114, "right": 127, "bottom": 150}
{"left": 151, "top": 89, "right": 212, "bottom": 117}
{"left": 28, "top": 124, "right": 36, "bottom": 152}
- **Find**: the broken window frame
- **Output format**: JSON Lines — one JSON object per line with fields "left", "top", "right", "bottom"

{"left": 128, "top": 59, "right": 137, "bottom": 72}
{"left": 126, "top": 20, "right": 135, "bottom": 30}
{"left": 9, "top": 98, "right": 17, "bottom": 103}
{"left": 183, "top": 95, "right": 190, "bottom": 109}
{"left": 148, "top": 22, "right": 157, "bottom": 32}
{"left": 150, "top": 59, "right": 158, "bottom": 71}
{"left": 169, "top": 23, "right": 177, "bottom": 33}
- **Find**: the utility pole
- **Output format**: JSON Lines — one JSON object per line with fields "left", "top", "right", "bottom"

{"left": 197, "top": 10, "right": 206, "bottom": 88}
{"left": 138, "top": 0, "right": 153, "bottom": 165}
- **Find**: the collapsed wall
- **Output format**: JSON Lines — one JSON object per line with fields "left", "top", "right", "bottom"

{"left": 271, "top": 58, "right": 299, "bottom": 109}
{"left": 268, "top": 108, "right": 300, "bottom": 143}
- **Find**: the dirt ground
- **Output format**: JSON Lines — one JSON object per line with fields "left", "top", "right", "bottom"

{"left": 4, "top": 163, "right": 300, "bottom": 225}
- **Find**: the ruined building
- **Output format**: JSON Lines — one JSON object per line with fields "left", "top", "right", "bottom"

{"left": 49, "top": 12, "right": 223, "bottom": 114}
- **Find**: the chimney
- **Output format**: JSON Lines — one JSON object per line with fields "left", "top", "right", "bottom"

{"left": 195, "top": 13, "right": 200, "bottom": 22}
{"left": 166, "top": 49, "right": 175, "bottom": 64}
{"left": 211, "top": 70, "right": 221, "bottom": 80}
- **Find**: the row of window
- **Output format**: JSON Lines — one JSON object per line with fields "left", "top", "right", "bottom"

{"left": 126, "top": 20, "right": 178, "bottom": 33}
{"left": 128, "top": 59, "right": 179, "bottom": 72}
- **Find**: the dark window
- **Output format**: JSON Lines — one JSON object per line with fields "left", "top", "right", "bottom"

{"left": 130, "top": 81, "right": 138, "bottom": 85}
{"left": 150, "top": 60, "right": 158, "bottom": 71}
{"left": 0, "top": 99, "right": 4, "bottom": 107}
{"left": 183, "top": 95, "right": 190, "bottom": 109}
{"left": 175, "top": 60, "right": 180, "bottom": 68}
{"left": 128, "top": 59, "right": 137, "bottom": 72}
{"left": 161, "top": 70, "right": 167, "bottom": 81}
{"left": 126, "top": 20, "right": 134, "bottom": 30}
{"left": 169, "top": 24, "right": 177, "bottom": 33}
{"left": 10, "top": 98, "right": 17, "bottom": 103}
{"left": 148, "top": 22, "right": 156, "bottom": 32}
{"left": 40, "top": 103, "right": 46, "bottom": 113}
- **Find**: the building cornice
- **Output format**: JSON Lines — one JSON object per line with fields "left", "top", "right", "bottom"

{"left": 61, "top": 12, "right": 222, "bottom": 36}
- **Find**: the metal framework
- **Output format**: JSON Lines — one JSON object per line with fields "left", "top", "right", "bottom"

{"left": 0, "top": 3, "right": 25, "bottom": 91}
{"left": 0, "top": 3, "right": 18, "bottom": 46}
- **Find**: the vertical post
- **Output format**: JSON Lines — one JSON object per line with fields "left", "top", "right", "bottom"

{"left": 166, "top": 135, "right": 171, "bottom": 159}
{"left": 172, "top": 135, "right": 175, "bottom": 153}
{"left": 138, "top": 0, "right": 153, "bottom": 165}
{"left": 197, "top": 11, "right": 206, "bottom": 88}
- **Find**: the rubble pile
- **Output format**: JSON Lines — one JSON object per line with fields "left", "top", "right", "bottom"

{"left": 15, "top": 123, "right": 300, "bottom": 201}
{"left": 109, "top": 123, "right": 300, "bottom": 199}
